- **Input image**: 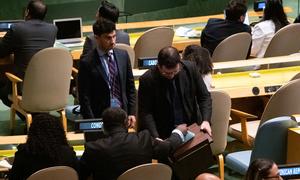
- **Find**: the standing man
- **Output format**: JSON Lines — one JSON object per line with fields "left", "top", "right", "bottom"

{"left": 80, "top": 0, "right": 130, "bottom": 60}
{"left": 138, "top": 46, "right": 212, "bottom": 139}
{"left": 78, "top": 19, "right": 136, "bottom": 127}
{"left": 0, "top": 0, "right": 57, "bottom": 106}
{"left": 201, "top": 0, "right": 251, "bottom": 55}
{"left": 79, "top": 107, "right": 186, "bottom": 180}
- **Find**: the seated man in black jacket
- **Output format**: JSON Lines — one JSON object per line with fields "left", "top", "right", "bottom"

{"left": 201, "top": 0, "right": 251, "bottom": 55}
{"left": 79, "top": 107, "right": 186, "bottom": 180}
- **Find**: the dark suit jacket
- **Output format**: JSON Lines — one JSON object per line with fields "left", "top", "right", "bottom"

{"left": 80, "top": 30, "right": 130, "bottom": 60}
{"left": 78, "top": 48, "right": 136, "bottom": 118}
{"left": 9, "top": 144, "right": 78, "bottom": 180}
{"left": 79, "top": 127, "right": 182, "bottom": 180}
{"left": 138, "top": 61, "right": 212, "bottom": 139}
{"left": 201, "top": 18, "right": 251, "bottom": 55}
{"left": 0, "top": 19, "right": 57, "bottom": 78}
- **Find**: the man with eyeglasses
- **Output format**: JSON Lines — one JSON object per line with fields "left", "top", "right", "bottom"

{"left": 138, "top": 46, "right": 212, "bottom": 140}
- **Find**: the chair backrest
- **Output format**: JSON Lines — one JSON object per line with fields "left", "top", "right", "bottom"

{"left": 264, "top": 23, "right": 300, "bottom": 58}
{"left": 210, "top": 90, "right": 231, "bottom": 155}
{"left": 133, "top": 27, "right": 174, "bottom": 66}
{"left": 117, "top": 163, "right": 172, "bottom": 180}
{"left": 212, "top": 32, "right": 251, "bottom": 62}
{"left": 260, "top": 79, "right": 300, "bottom": 125}
{"left": 21, "top": 47, "right": 73, "bottom": 112}
{"left": 26, "top": 166, "right": 78, "bottom": 180}
{"left": 115, "top": 43, "right": 136, "bottom": 68}
{"left": 250, "top": 116, "right": 297, "bottom": 164}
{"left": 290, "top": 72, "right": 300, "bottom": 81}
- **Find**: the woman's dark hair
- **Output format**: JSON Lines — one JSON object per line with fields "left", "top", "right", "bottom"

{"left": 263, "top": 0, "right": 289, "bottom": 32}
{"left": 245, "top": 158, "right": 275, "bottom": 180}
{"left": 182, "top": 45, "right": 213, "bottom": 75}
{"left": 26, "top": 113, "right": 69, "bottom": 162}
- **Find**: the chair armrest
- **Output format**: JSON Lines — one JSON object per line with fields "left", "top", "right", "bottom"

{"left": 231, "top": 109, "right": 258, "bottom": 119}
{"left": 72, "top": 67, "right": 78, "bottom": 74}
{"left": 5, "top": 72, "right": 22, "bottom": 104}
{"left": 231, "top": 108, "right": 258, "bottom": 146}
{"left": 5, "top": 72, "right": 22, "bottom": 83}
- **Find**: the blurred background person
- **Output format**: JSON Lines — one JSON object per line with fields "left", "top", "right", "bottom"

{"left": 251, "top": 0, "right": 289, "bottom": 58}
{"left": 182, "top": 45, "right": 213, "bottom": 90}
{"left": 201, "top": 0, "right": 251, "bottom": 55}
{"left": 195, "top": 173, "right": 220, "bottom": 180}
{"left": 80, "top": 0, "right": 130, "bottom": 60}
{"left": 245, "top": 158, "right": 282, "bottom": 180}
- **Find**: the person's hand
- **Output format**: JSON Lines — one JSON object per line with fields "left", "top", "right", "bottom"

{"left": 200, "top": 121, "right": 212, "bottom": 136}
{"left": 176, "top": 124, "right": 188, "bottom": 136}
{"left": 127, "top": 115, "right": 136, "bottom": 128}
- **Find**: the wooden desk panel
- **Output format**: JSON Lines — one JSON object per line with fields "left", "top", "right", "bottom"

{"left": 287, "top": 128, "right": 300, "bottom": 163}
{"left": 0, "top": 132, "right": 84, "bottom": 146}
{"left": 82, "top": 7, "right": 292, "bottom": 32}
{"left": 70, "top": 35, "right": 200, "bottom": 60}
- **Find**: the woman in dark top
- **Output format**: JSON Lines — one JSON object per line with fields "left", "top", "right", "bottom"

{"left": 9, "top": 114, "right": 78, "bottom": 180}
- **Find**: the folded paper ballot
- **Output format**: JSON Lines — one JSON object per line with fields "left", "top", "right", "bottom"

{"left": 183, "top": 130, "right": 195, "bottom": 143}
{"left": 0, "top": 159, "right": 12, "bottom": 169}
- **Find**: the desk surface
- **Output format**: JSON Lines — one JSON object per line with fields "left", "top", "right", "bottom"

{"left": 212, "top": 66, "right": 300, "bottom": 98}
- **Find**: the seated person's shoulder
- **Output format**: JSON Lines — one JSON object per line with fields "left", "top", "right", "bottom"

{"left": 207, "top": 18, "right": 224, "bottom": 24}
{"left": 137, "top": 129, "right": 152, "bottom": 138}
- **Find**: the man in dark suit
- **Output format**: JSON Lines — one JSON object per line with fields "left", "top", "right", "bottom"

{"left": 80, "top": 0, "right": 130, "bottom": 60}
{"left": 201, "top": 0, "right": 251, "bottom": 55}
{"left": 0, "top": 0, "right": 57, "bottom": 107}
{"left": 138, "top": 46, "right": 212, "bottom": 139}
{"left": 78, "top": 19, "right": 136, "bottom": 127}
{"left": 79, "top": 107, "right": 186, "bottom": 180}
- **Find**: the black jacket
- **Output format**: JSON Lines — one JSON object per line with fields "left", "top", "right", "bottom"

{"left": 79, "top": 127, "right": 182, "bottom": 180}
{"left": 78, "top": 48, "right": 136, "bottom": 118}
{"left": 138, "top": 61, "right": 212, "bottom": 139}
{"left": 201, "top": 18, "right": 251, "bottom": 55}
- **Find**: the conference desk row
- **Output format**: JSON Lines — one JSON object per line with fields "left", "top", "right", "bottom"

{"left": 0, "top": 54, "right": 299, "bottom": 143}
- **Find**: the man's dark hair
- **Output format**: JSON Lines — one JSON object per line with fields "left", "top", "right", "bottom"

{"left": 102, "top": 107, "right": 127, "bottom": 131}
{"left": 157, "top": 46, "right": 181, "bottom": 69}
{"left": 225, "top": 0, "right": 247, "bottom": 21}
{"left": 93, "top": 18, "right": 116, "bottom": 36}
{"left": 98, "top": 0, "right": 120, "bottom": 23}
{"left": 27, "top": 0, "right": 47, "bottom": 20}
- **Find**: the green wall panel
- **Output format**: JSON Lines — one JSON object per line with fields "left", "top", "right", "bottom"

{"left": 0, "top": 0, "right": 260, "bottom": 25}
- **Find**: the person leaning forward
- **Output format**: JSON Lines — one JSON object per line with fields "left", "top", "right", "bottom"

{"left": 79, "top": 107, "right": 186, "bottom": 180}
{"left": 138, "top": 46, "right": 212, "bottom": 139}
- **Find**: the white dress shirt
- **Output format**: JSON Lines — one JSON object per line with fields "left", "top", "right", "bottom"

{"left": 251, "top": 20, "right": 276, "bottom": 58}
